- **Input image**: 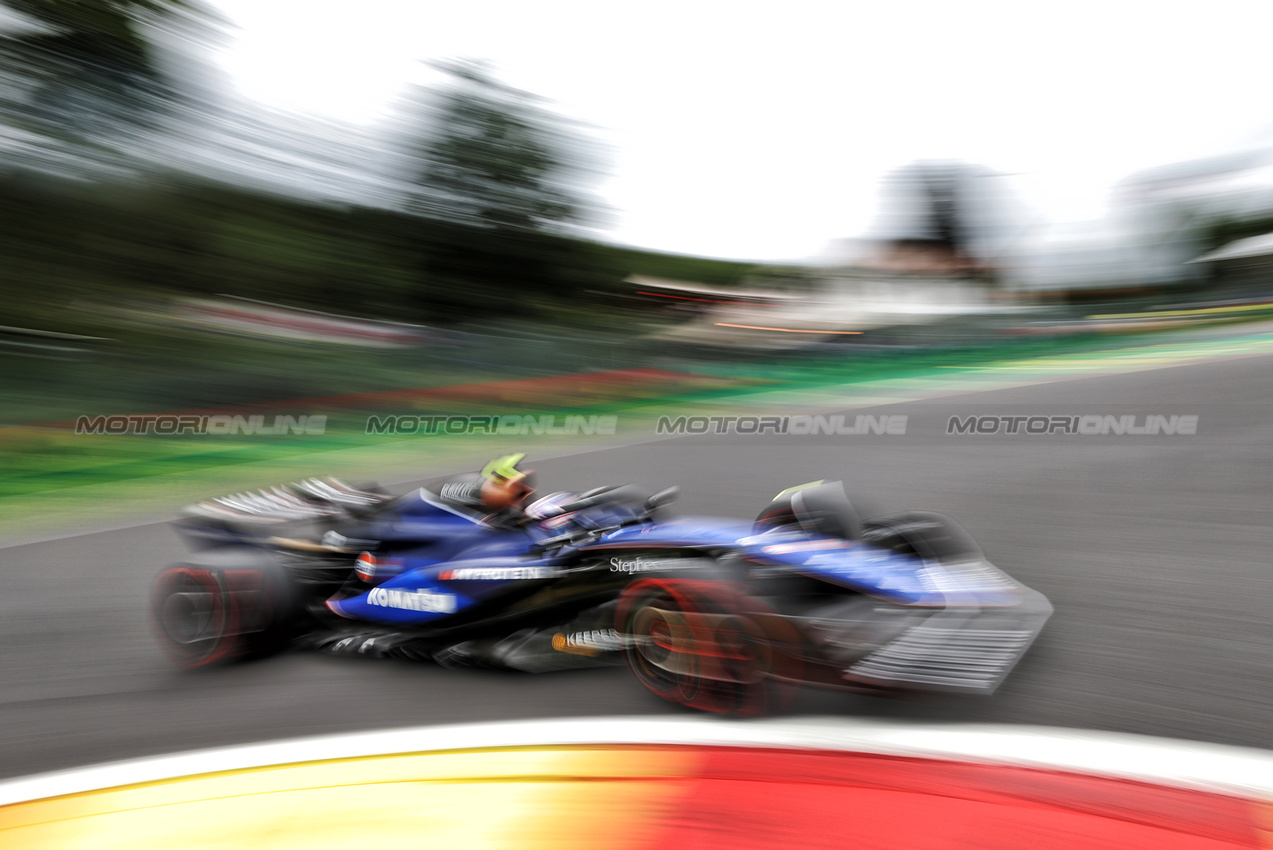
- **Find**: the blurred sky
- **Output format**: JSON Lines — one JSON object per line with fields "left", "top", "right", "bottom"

{"left": 210, "top": 0, "right": 1273, "bottom": 261}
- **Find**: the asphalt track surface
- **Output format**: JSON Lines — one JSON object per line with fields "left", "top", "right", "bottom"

{"left": 3, "top": 350, "right": 1272, "bottom": 780}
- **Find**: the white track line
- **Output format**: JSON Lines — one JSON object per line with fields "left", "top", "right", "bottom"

{"left": 1, "top": 716, "right": 1271, "bottom": 807}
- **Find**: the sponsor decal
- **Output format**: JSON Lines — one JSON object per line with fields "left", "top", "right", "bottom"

{"left": 608, "top": 556, "right": 692, "bottom": 574}
{"left": 366, "top": 586, "right": 456, "bottom": 613}
{"left": 552, "top": 628, "right": 624, "bottom": 656}
{"left": 440, "top": 566, "right": 556, "bottom": 581}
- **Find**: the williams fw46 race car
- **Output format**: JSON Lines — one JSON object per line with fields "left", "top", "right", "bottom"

{"left": 152, "top": 473, "right": 1052, "bottom": 715}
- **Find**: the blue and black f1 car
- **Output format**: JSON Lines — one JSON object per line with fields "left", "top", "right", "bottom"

{"left": 152, "top": 474, "right": 1052, "bottom": 715}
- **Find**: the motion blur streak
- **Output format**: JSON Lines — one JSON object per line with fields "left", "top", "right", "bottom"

{"left": 0, "top": 749, "right": 696, "bottom": 849}
{"left": 713, "top": 323, "right": 863, "bottom": 334}
{"left": 5, "top": 8, "right": 1273, "bottom": 847}
{"left": 5, "top": 717, "right": 1273, "bottom": 849}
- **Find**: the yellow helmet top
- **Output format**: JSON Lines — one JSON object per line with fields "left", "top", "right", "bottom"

{"left": 772, "top": 480, "right": 826, "bottom": 501}
{"left": 482, "top": 453, "right": 527, "bottom": 482}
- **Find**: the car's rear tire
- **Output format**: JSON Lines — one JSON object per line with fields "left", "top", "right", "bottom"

{"left": 152, "top": 563, "right": 298, "bottom": 668}
{"left": 152, "top": 567, "right": 237, "bottom": 668}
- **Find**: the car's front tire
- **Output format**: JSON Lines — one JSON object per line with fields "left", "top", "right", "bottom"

{"left": 617, "top": 578, "right": 777, "bottom": 717}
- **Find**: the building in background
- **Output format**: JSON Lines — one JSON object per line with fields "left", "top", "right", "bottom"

{"left": 640, "top": 161, "right": 1037, "bottom": 348}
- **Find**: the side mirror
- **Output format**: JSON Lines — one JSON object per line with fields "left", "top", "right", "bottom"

{"left": 644, "top": 486, "right": 679, "bottom": 513}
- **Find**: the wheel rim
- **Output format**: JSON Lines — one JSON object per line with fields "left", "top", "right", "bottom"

{"left": 154, "top": 568, "right": 231, "bottom": 666}
{"left": 620, "top": 580, "right": 772, "bottom": 716}
{"left": 160, "top": 590, "right": 216, "bottom": 644}
{"left": 629, "top": 599, "right": 699, "bottom": 700}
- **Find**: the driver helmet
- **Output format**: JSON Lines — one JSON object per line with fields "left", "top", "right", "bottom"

{"left": 479, "top": 453, "right": 536, "bottom": 511}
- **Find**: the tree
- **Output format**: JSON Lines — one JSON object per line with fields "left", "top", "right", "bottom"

{"left": 0, "top": 0, "right": 220, "bottom": 171}
{"left": 408, "top": 59, "right": 594, "bottom": 232}
{"left": 400, "top": 60, "right": 605, "bottom": 319}
{"left": 867, "top": 160, "right": 1029, "bottom": 280}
